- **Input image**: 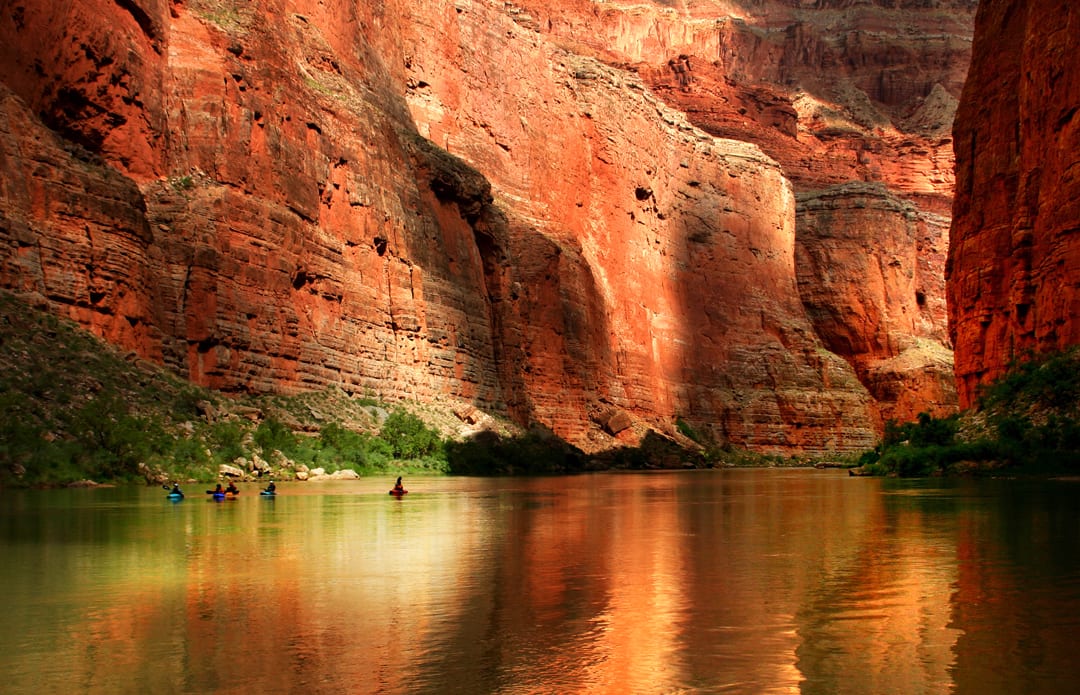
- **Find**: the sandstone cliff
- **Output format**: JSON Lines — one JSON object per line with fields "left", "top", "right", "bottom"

{"left": 505, "top": 0, "right": 971, "bottom": 421}
{"left": 948, "top": 0, "right": 1080, "bottom": 406}
{"left": 0, "top": 0, "right": 972, "bottom": 454}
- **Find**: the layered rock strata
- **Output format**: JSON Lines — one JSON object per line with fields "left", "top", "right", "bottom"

{"left": 0, "top": 0, "right": 973, "bottom": 453}
{"left": 948, "top": 0, "right": 1080, "bottom": 406}
{"left": 506, "top": 0, "right": 972, "bottom": 421}
{"left": 797, "top": 183, "right": 955, "bottom": 423}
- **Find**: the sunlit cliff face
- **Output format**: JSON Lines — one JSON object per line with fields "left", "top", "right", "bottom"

{"left": 0, "top": 0, "right": 974, "bottom": 453}
{"left": 482, "top": 0, "right": 973, "bottom": 421}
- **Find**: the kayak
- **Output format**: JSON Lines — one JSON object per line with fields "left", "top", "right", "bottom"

{"left": 389, "top": 489, "right": 408, "bottom": 497}
{"left": 260, "top": 490, "right": 276, "bottom": 497}
{"left": 212, "top": 492, "right": 225, "bottom": 500}
{"left": 167, "top": 492, "right": 184, "bottom": 500}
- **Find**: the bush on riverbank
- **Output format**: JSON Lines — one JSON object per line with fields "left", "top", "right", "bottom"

{"left": 856, "top": 348, "right": 1080, "bottom": 477}
{"left": 16, "top": 290, "right": 1077, "bottom": 485}
{"left": 445, "top": 426, "right": 586, "bottom": 475}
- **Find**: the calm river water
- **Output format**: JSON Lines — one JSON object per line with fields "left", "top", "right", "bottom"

{"left": 2, "top": 470, "right": 1079, "bottom": 694}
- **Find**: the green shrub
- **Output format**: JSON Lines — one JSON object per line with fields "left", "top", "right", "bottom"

{"left": 318, "top": 422, "right": 356, "bottom": 452}
{"left": 317, "top": 422, "right": 394, "bottom": 470}
{"left": 976, "top": 348, "right": 1080, "bottom": 470}
{"left": 23, "top": 440, "right": 85, "bottom": 486}
{"left": 869, "top": 412, "right": 962, "bottom": 477}
{"left": 445, "top": 429, "right": 583, "bottom": 475}
{"left": 978, "top": 347, "right": 1080, "bottom": 413}
{"left": 171, "top": 436, "right": 208, "bottom": 466}
{"left": 68, "top": 392, "right": 169, "bottom": 481}
{"left": 361, "top": 436, "right": 394, "bottom": 467}
{"left": 208, "top": 420, "right": 248, "bottom": 464}
{"left": 380, "top": 410, "right": 444, "bottom": 461}
{"left": 289, "top": 436, "right": 320, "bottom": 467}
{"left": 172, "top": 387, "right": 206, "bottom": 420}
{"left": 255, "top": 417, "right": 298, "bottom": 455}
{"left": 883, "top": 412, "right": 959, "bottom": 449}
{"left": 862, "top": 370, "right": 1080, "bottom": 476}
{"left": 675, "top": 417, "right": 702, "bottom": 443}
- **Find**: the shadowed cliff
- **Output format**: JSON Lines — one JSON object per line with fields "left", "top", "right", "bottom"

{"left": 948, "top": 0, "right": 1080, "bottom": 405}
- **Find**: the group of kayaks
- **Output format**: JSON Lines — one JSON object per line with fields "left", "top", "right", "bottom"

{"left": 165, "top": 479, "right": 408, "bottom": 500}
{"left": 164, "top": 484, "right": 276, "bottom": 500}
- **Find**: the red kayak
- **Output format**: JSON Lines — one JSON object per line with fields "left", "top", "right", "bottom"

{"left": 389, "top": 488, "right": 408, "bottom": 497}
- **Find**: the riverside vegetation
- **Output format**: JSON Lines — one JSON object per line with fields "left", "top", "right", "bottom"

{"left": 0, "top": 294, "right": 453, "bottom": 487}
{"left": 855, "top": 347, "right": 1080, "bottom": 476}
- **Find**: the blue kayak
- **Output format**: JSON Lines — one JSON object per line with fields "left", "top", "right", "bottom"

{"left": 167, "top": 492, "right": 184, "bottom": 500}
{"left": 260, "top": 490, "right": 276, "bottom": 497}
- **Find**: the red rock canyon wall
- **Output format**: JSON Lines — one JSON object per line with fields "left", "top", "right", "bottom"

{"left": 506, "top": 0, "right": 972, "bottom": 422}
{"left": 0, "top": 0, "right": 974, "bottom": 452}
{"left": 948, "top": 0, "right": 1080, "bottom": 406}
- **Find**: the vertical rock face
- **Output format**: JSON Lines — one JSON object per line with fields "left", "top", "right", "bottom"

{"left": 397, "top": 1, "right": 884, "bottom": 450}
{"left": 0, "top": 86, "right": 160, "bottom": 357}
{"left": 505, "top": 0, "right": 970, "bottom": 421}
{"left": 0, "top": 0, "right": 971, "bottom": 452}
{"left": 948, "top": 0, "right": 1080, "bottom": 406}
{"left": 1, "top": 0, "right": 510, "bottom": 412}
{"left": 797, "top": 183, "right": 954, "bottom": 423}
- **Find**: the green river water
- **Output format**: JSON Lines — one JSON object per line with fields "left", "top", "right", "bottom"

{"left": 2, "top": 469, "right": 1079, "bottom": 694}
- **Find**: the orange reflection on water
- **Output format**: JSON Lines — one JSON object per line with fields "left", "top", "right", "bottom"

{"left": 9, "top": 476, "right": 1080, "bottom": 693}
{"left": 585, "top": 483, "right": 689, "bottom": 694}
{"left": 792, "top": 487, "right": 961, "bottom": 694}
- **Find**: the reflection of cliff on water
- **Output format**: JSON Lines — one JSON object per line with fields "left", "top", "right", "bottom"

{"left": 795, "top": 480, "right": 961, "bottom": 693}
{"left": 4, "top": 475, "right": 1080, "bottom": 692}
{"left": 416, "top": 472, "right": 953, "bottom": 692}
{"left": 949, "top": 480, "right": 1080, "bottom": 694}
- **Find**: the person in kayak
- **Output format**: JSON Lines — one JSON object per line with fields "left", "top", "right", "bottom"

{"left": 393, "top": 476, "right": 405, "bottom": 493}
{"left": 225, "top": 481, "right": 239, "bottom": 495}
{"left": 212, "top": 483, "right": 224, "bottom": 494}
{"left": 265, "top": 480, "right": 276, "bottom": 493}
{"left": 169, "top": 482, "right": 183, "bottom": 495}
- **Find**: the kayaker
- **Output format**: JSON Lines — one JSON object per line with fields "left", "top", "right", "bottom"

{"left": 266, "top": 480, "right": 276, "bottom": 493}
{"left": 213, "top": 483, "right": 224, "bottom": 494}
{"left": 393, "top": 476, "right": 404, "bottom": 492}
{"left": 225, "top": 481, "right": 239, "bottom": 495}
{"left": 170, "top": 482, "right": 182, "bottom": 495}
